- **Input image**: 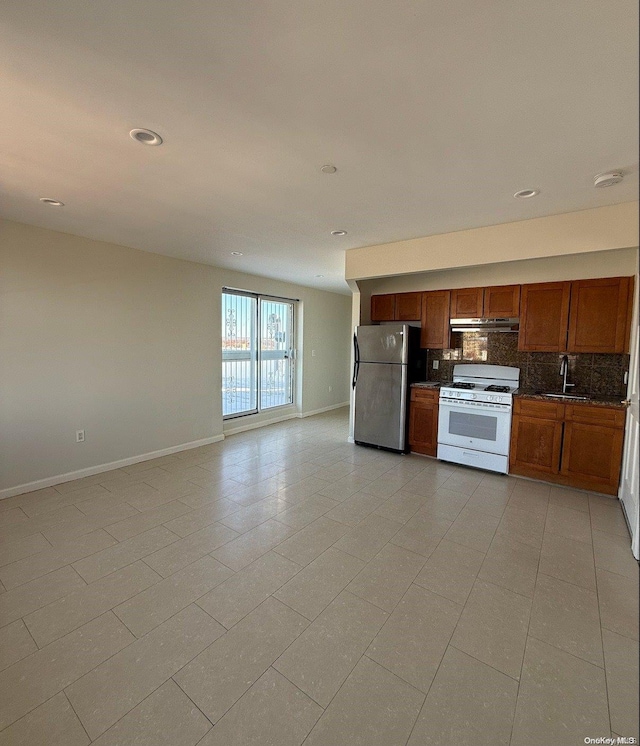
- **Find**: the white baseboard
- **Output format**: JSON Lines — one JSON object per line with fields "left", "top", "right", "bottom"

{"left": 299, "top": 402, "right": 350, "bottom": 418}
{"left": 223, "top": 412, "right": 300, "bottom": 436}
{"left": 0, "top": 434, "right": 225, "bottom": 500}
{"left": 2, "top": 405, "right": 351, "bottom": 500}
{"left": 224, "top": 402, "right": 349, "bottom": 436}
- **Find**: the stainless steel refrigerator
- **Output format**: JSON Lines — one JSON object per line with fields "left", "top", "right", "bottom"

{"left": 353, "top": 324, "right": 422, "bottom": 452}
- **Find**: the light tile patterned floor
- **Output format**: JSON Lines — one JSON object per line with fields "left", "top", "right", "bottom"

{"left": 0, "top": 408, "right": 638, "bottom": 745}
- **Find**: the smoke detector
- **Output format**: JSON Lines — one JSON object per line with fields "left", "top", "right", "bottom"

{"left": 594, "top": 171, "right": 623, "bottom": 188}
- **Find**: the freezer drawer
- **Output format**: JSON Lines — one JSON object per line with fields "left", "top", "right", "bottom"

{"left": 354, "top": 362, "right": 407, "bottom": 451}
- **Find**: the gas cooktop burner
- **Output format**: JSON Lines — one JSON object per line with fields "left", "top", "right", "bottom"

{"left": 485, "top": 385, "right": 511, "bottom": 393}
{"left": 450, "top": 382, "right": 475, "bottom": 389}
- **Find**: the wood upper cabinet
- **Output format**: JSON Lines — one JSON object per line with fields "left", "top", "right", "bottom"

{"left": 409, "top": 387, "right": 439, "bottom": 456}
{"left": 395, "top": 292, "right": 422, "bottom": 321}
{"left": 567, "top": 277, "right": 634, "bottom": 354}
{"left": 450, "top": 287, "right": 483, "bottom": 318}
{"left": 450, "top": 284, "right": 520, "bottom": 319}
{"left": 371, "top": 292, "right": 421, "bottom": 322}
{"left": 509, "top": 399, "right": 565, "bottom": 478}
{"left": 420, "top": 291, "right": 451, "bottom": 349}
{"left": 371, "top": 294, "right": 396, "bottom": 322}
{"left": 483, "top": 285, "right": 520, "bottom": 318}
{"left": 518, "top": 282, "right": 571, "bottom": 352}
{"left": 560, "top": 405, "right": 626, "bottom": 495}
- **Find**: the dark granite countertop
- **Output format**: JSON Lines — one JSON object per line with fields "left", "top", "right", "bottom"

{"left": 411, "top": 382, "right": 441, "bottom": 389}
{"left": 515, "top": 391, "right": 627, "bottom": 409}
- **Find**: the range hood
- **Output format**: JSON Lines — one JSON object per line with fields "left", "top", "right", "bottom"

{"left": 450, "top": 317, "right": 519, "bottom": 333}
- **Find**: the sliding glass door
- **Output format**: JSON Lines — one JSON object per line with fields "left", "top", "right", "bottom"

{"left": 222, "top": 290, "right": 294, "bottom": 418}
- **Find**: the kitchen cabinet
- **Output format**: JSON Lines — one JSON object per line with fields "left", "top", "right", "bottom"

{"left": 395, "top": 292, "right": 422, "bottom": 321}
{"left": 560, "top": 404, "right": 626, "bottom": 494}
{"left": 510, "top": 399, "right": 564, "bottom": 478}
{"left": 420, "top": 290, "right": 451, "bottom": 349}
{"left": 450, "top": 285, "right": 520, "bottom": 319}
{"left": 370, "top": 292, "right": 421, "bottom": 322}
{"left": 409, "top": 387, "right": 439, "bottom": 456}
{"left": 518, "top": 282, "right": 571, "bottom": 352}
{"left": 567, "top": 277, "right": 633, "bottom": 354}
{"left": 510, "top": 398, "right": 626, "bottom": 495}
{"left": 450, "top": 287, "right": 483, "bottom": 318}
{"left": 483, "top": 284, "right": 520, "bottom": 318}
{"left": 519, "top": 276, "right": 634, "bottom": 353}
{"left": 371, "top": 294, "right": 396, "bottom": 322}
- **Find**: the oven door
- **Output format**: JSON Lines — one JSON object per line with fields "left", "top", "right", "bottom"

{"left": 437, "top": 399, "right": 512, "bottom": 456}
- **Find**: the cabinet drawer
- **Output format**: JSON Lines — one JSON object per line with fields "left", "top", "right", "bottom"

{"left": 513, "top": 398, "right": 565, "bottom": 420}
{"left": 411, "top": 387, "right": 440, "bottom": 402}
{"left": 565, "top": 404, "right": 626, "bottom": 428}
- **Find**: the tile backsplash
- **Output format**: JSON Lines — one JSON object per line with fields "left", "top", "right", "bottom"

{"left": 425, "top": 332, "right": 629, "bottom": 398}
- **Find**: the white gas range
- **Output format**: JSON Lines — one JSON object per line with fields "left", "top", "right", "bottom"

{"left": 437, "top": 364, "right": 520, "bottom": 474}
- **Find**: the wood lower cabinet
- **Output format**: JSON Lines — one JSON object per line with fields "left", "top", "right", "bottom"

{"left": 420, "top": 291, "right": 451, "bottom": 349}
{"left": 510, "top": 399, "right": 564, "bottom": 478}
{"left": 510, "top": 398, "right": 627, "bottom": 495}
{"left": 409, "top": 387, "right": 439, "bottom": 456}
{"left": 560, "top": 405, "right": 626, "bottom": 494}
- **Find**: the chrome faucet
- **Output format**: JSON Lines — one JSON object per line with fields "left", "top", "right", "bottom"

{"left": 559, "top": 355, "right": 576, "bottom": 394}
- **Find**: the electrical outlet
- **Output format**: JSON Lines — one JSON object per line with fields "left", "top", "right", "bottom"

{"left": 76, "top": 430, "right": 85, "bottom": 443}
{"left": 312, "top": 350, "right": 316, "bottom": 357}
{"left": 433, "top": 360, "right": 439, "bottom": 370}
{"left": 329, "top": 385, "right": 332, "bottom": 392}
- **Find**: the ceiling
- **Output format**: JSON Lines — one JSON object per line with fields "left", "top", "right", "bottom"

{"left": 1, "top": 0, "right": 638, "bottom": 295}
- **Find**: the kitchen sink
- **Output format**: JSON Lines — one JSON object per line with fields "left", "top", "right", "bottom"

{"left": 536, "top": 392, "right": 590, "bottom": 401}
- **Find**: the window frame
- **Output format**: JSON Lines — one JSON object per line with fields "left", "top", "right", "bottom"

{"left": 222, "top": 288, "right": 296, "bottom": 420}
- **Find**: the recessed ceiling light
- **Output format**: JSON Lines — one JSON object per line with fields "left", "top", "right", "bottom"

{"left": 39, "top": 197, "right": 64, "bottom": 206}
{"left": 514, "top": 189, "right": 539, "bottom": 199}
{"left": 331, "top": 230, "right": 347, "bottom": 236}
{"left": 321, "top": 165, "right": 337, "bottom": 174}
{"left": 315, "top": 274, "right": 324, "bottom": 278}
{"left": 129, "top": 128, "right": 163, "bottom": 146}
{"left": 230, "top": 251, "right": 243, "bottom": 256}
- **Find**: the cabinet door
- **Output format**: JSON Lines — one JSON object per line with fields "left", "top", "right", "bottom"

{"left": 408, "top": 398, "right": 438, "bottom": 456}
{"left": 509, "top": 415, "right": 563, "bottom": 477}
{"left": 395, "top": 292, "right": 422, "bottom": 321}
{"left": 450, "top": 288, "right": 483, "bottom": 318}
{"left": 567, "top": 277, "right": 633, "bottom": 354}
{"left": 560, "top": 421, "right": 625, "bottom": 495}
{"left": 371, "top": 294, "right": 396, "bottom": 322}
{"left": 519, "top": 282, "right": 571, "bottom": 352}
{"left": 484, "top": 285, "right": 521, "bottom": 318}
{"left": 420, "top": 291, "right": 451, "bottom": 349}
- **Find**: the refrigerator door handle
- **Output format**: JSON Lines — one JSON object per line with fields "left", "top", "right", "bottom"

{"left": 352, "top": 333, "right": 360, "bottom": 389}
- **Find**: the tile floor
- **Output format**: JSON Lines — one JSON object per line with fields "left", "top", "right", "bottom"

{"left": 0, "top": 408, "right": 638, "bottom": 745}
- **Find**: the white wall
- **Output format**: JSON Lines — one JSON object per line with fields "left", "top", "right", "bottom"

{"left": 0, "top": 220, "right": 352, "bottom": 494}
{"left": 345, "top": 201, "right": 639, "bottom": 281}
